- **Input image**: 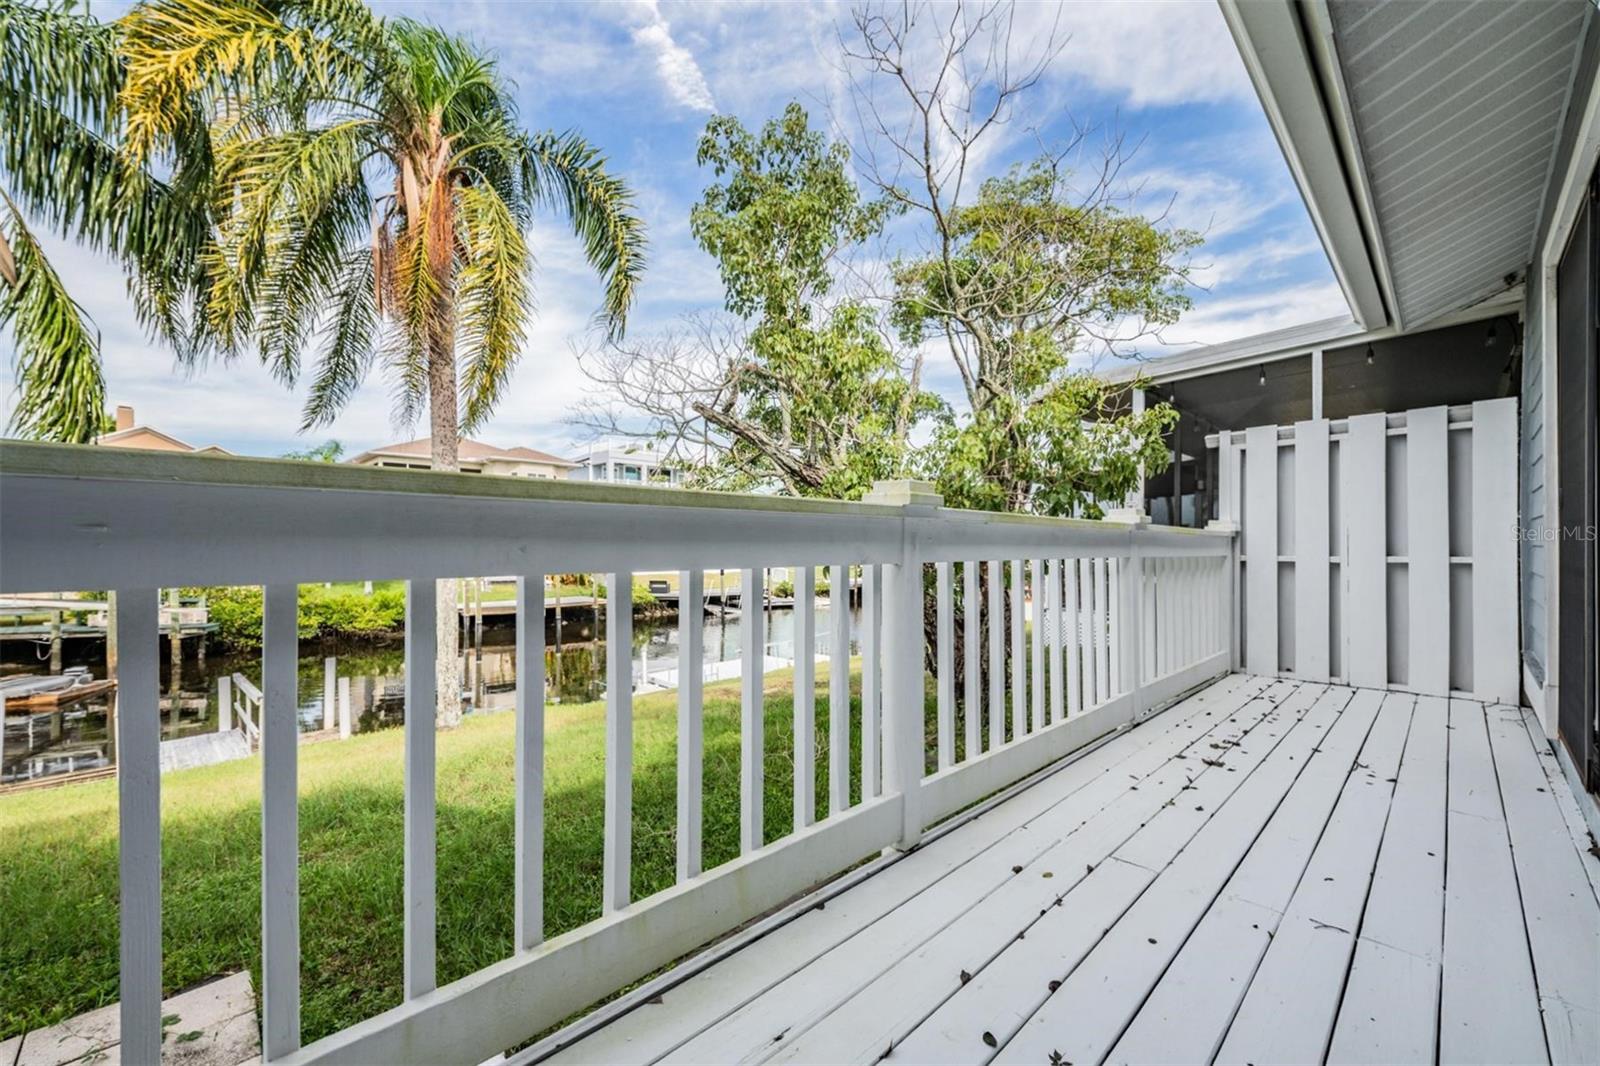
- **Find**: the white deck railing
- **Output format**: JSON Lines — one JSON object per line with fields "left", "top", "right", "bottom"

{"left": 0, "top": 443, "right": 1236, "bottom": 1065}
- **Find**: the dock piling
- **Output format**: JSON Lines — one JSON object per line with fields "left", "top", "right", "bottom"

{"left": 323, "top": 658, "right": 337, "bottom": 731}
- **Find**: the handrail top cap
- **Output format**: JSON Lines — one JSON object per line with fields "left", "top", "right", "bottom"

{"left": 863, "top": 479, "right": 944, "bottom": 508}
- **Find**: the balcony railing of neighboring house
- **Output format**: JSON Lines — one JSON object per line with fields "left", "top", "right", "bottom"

{"left": 0, "top": 442, "right": 1236, "bottom": 1065}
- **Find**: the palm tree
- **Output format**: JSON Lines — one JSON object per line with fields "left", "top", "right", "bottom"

{"left": 0, "top": 1, "right": 214, "bottom": 442}
{"left": 115, "top": 0, "right": 647, "bottom": 725}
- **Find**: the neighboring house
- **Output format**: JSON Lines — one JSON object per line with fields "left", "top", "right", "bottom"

{"left": 95, "top": 405, "right": 230, "bottom": 454}
{"left": 347, "top": 437, "right": 578, "bottom": 479}
{"left": 568, "top": 439, "right": 686, "bottom": 486}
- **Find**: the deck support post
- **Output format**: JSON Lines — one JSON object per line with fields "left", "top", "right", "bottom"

{"left": 865, "top": 480, "right": 944, "bottom": 850}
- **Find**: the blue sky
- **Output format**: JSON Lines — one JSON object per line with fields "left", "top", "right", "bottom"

{"left": 7, "top": 0, "right": 1345, "bottom": 457}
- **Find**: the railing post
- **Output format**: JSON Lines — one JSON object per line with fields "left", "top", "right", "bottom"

{"left": 218, "top": 674, "right": 233, "bottom": 733}
{"left": 1208, "top": 517, "right": 1242, "bottom": 671}
{"left": 864, "top": 479, "right": 942, "bottom": 851}
{"left": 115, "top": 587, "right": 161, "bottom": 1066}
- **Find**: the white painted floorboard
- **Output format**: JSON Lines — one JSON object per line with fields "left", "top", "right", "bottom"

{"left": 536, "top": 677, "right": 1600, "bottom": 1066}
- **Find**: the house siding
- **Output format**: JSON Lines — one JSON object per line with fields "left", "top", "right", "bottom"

{"left": 1522, "top": 274, "right": 1548, "bottom": 684}
{"left": 1520, "top": 13, "right": 1598, "bottom": 690}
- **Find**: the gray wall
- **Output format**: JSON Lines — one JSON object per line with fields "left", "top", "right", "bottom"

{"left": 1520, "top": 15, "right": 1599, "bottom": 687}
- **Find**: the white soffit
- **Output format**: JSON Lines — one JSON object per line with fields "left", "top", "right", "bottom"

{"left": 1321, "top": 0, "right": 1591, "bottom": 327}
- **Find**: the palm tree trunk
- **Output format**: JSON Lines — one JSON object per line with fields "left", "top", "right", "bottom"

{"left": 428, "top": 323, "right": 463, "bottom": 729}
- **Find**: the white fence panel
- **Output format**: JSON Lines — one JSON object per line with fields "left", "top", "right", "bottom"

{"left": 1213, "top": 398, "right": 1519, "bottom": 701}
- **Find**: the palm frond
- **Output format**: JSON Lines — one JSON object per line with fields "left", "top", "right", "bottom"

{"left": 301, "top": 247, "right": 378, "bottom": 430}
{"left": 455, "top": 182, "right": 529, "bottom": 433}
{"left": 1, "top": 194, "right": 105, "bottom": 443}
{"left": 521, "top": 130, "right": 647, "bottom": 340}
{"left": 1, "top": 1, "right": 214, "bottom": 356}
{"left": 116, "top": 0, "right": 390, "bottom": 164}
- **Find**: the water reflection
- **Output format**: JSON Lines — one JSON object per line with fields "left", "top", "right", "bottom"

{"left": 1, "top": 602, "right": 857, "bottom": 786}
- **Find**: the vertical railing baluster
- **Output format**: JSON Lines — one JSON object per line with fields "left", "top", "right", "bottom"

{"left": 262, "top": 582, "right": 301, "bottom": 1056}
{"left": 1179, "top": 558, "right": 1191, "bottom": 669}
{"left": 1170, "top": 559, "right": 1181, "bottom": 672}
{"left": 1077, "top": 560, "right": 1092, "bottom": 706}
{"left": 1029, "top": 559, "right": 1045, "bottom": 732}
{"left": 1010, "top": 559, "right": 1026, "bottom": 737}
{"left": 792, "top": 566, "right": 815, "bottom": 832}
{"left": 1066, "top": 560, "right": 1082, "bottom": 718}
{"left": 986, "top": 560, "right": 1004, "bottom": 748}
{"left": 1092, "top": 558, "right": 1108, "bottom": 705}
{"left": 1109, "top": 554, "right": 1123, "bottom": 697}
{"left": 403, "top": 580, "right": 437, "bottom": 999}
{"left": 603, "top": 573, "right": 633, "bottom": 912}
{"left": 115, "top": 587, "right": 161, "bottom": 1066}
{"left": 1190, "top": 558, "right": 1203, "bottom": 666}
{"left": 1047, "top": 559, "right": 1064, "bottom": 725}
{"left": 740, "top": 567, "right": 764, "bottom": 853}
{"left": 1177, "top": 558, "right": 1189, "bottom": 668}
{"left": 935, "top": 561, "right": 954, "bottom": 770}
{"left": 962, "top": 561, "right": 980, "bottom": 760}
{"left": 829, "top": 562, "right": 850, "bottom": 815}
{"left": 678, "top": 569, "right": 705, "bottom": 877}
{"left": 1209, "top": 557, "right": 1222, "bottom": 656}
{"left": 1141, "top": 556, "right": 1155, "bottom": 684}
{"left": 514, "top": 574, "right": 544, "bottom": 949}
{"left": 862, "top": 565, "right": 881, "bottom": 799}
{"left": 1157, "top": 559, "right": 1170, "bottom": 676}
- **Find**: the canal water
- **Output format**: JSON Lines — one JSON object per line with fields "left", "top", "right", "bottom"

{"left": 0, "top": 602, "right": 860, "bottom": 786}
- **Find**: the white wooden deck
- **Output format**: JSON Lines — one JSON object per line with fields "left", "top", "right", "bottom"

{"left": 533, "top": 674, "right": 1600, "bottom": 1066}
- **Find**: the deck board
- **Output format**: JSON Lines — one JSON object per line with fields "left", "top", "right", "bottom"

{"left": 659, "top": 682, "right": 1292, "bottom": 1065}
{"left": 1487, "top": 703, "right": 1600, "bottom": 1065}
{"left": 1327, "top": 694, "right": 1448, "bottom": 1065}
{"left": 794, "top": 683, "right": 1324, "bottom": 1066}
{"left": 1107, "top": 686, "right": 1386, "bottom": 1065}
{"left": 1193, "top": 691, "right": 1413, "bottom": 1066}
{"left": 984, "top": 684, "right": 1355, "bottom": 1066}
{"left": 1439, "top": 698, "right": 1549, "bottom": 1065}
{"left": 531, "top": 677, "right": 1600, "bottom": 1066}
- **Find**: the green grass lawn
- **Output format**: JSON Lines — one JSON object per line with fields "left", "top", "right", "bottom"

{"left": 0, "top": 664, "right": 952, "bottom": 1046}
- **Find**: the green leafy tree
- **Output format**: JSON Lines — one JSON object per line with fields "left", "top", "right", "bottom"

{"left": 0, "top": 1, "right": 215, "bottom": 442}
{"left": 116, "top": 0, "right": 647, "bottom": 725}
{"left": 579, "top": 103, "right": 935, "bottom": 499}
{"left": 281, "top": 440, "right": 344, "bottom": 463}
{"left": 896, "top": 161, "right": 1190, "bottom": 516}
{"left": 843, "top": 0, "right": 1194, "bottom": 516}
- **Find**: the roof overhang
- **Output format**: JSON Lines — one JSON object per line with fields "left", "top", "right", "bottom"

{"left": 1218, "top": 0, "right": 1392, "bottom": 331}
{"left": 1221, "top": 0, "right": 1594, "bottom": 335}
{"left": 1101, "top": 285, "right": 1522, "bottom": 388}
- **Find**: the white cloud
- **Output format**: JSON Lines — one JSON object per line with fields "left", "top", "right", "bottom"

{"left": 1032, "top": 1, "right": 1254, "bottom": 108}
{"left": 631, "top": 1, "right": 716, "bottom": 113}
{"left": 1155, "top": 281, "right": 1351, "bottom": 351}
{"left": 1189, "top": 233, "right": 1328, "bottom": 290}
